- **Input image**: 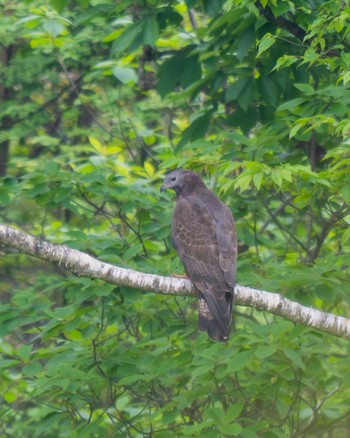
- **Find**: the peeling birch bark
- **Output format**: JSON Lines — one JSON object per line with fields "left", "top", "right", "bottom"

{"left": 1, "top": 225, "right": 350, "bottom": 339}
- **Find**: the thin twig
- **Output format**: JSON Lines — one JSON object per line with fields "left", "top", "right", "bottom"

{"left": 57, "top": 56, "right": 123, "bottom": 140}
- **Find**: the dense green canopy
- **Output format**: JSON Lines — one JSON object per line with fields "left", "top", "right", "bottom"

{"left": 1, "top": 0, "right": 350, "bottom": 436}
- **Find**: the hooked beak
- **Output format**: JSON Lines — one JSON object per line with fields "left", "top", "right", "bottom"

{"left": 160, "top": 183, "right": 167, "bottom": 192}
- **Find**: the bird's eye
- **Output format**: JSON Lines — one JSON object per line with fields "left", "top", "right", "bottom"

{"left": 171, "top": 176, "right": 176, "bottom": 182}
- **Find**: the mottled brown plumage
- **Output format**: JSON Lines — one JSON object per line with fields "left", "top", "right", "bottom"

{"left": 161, "top": 169, "right": 237, "bottom": 342}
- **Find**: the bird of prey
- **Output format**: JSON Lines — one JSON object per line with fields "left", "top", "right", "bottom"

{"left": 161, "top": 169, "right": 237, "bottom": 342}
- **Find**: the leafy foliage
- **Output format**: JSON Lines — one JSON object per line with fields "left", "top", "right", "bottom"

{"left": 1, "top": 0, "right": 350, "bottom": 436}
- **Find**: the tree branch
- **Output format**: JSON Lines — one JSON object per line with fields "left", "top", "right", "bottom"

{"left": 254, "top": 0, "right": 306, "bottom": 41}
{"left": 1, "top": 225, "right": 350, "bottom": 339}
{"left": 254, "top": 0, "right": 341, "bottom": 57}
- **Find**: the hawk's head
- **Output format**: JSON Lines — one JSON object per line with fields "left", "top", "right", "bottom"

{"left": 160, "top": 168, "right": 203, "bottom": 196}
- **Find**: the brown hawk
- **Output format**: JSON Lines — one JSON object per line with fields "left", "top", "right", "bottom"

{"left": 161, "top": 169, "right": 237, "bottom": 342}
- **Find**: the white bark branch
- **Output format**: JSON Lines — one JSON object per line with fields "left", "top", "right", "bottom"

{"left": 1, "top": 224, "right": 349, "bottom": 339}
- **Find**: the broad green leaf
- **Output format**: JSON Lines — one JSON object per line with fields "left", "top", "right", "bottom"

{"left": 236, "top": 28, "right": 255, "bottom": 61}
{"left": 3, "top": 391, "right": 17, "bottom": 403}
{"left": 226, "top": 350, "right": 254, "bottom": 372}
{"left": 73, "top": 4, "right": 112, "bottom": 26}
{"left": 0, "top": 359, "right": 21, "bottom": 369}
{"left": 252, "top": 172, "right": 264, "bottom": 190}
{"left": 219, "top": 423, "right": 242, "bottom": 436}
{"left": 238, "top": 81, "right": 253, "bottom": 111}
{"left": 176, "top": 112, "right": 212, "bottom": 151}
{"left": 271, "top": 169, "right": 283, "bottom": 187}
{"left": 279, "top": 168, "right": 293, "bottom": 183}
{"left": 234, "top": 174, "right": 253, "bottom": 192}
{"left": 17, "top": 344, "right": 33, "bottom": 359}
{"left": 294, "top": 83, "right": 315, "bottom": 95}
{"left": 255, "top": 345, "right": 277, "bottom": 359}
{"left": 283, "top": 348, "right": 305, "bottom": 369}
{"left": 277, "top": 98, "right": 306, "bottom": 112}
{"left": 112, "top": 66, "right": 137, "bottom": 84}
{"left": 289, "top": 123, "right": 303, "bottom": 139}
{"left": 50, "top": 0, "right": 68, "bottom": 13}
{"left": 257, "top": 33, "right": 275, "bottom": 57}
{"left": 123, "top": 243, "right": 143, "bottom": 260}
{"left": 144, "top": 161, "right": 155, "bottom": 177}
{"left": 205, "top": 406, "right": 225, "bottom": 423}
{"left": 0, "top": 190, "right": 11, "bottom": 205}
{"left": 43, "top": 19, "right": 65, "bottom": 37}
{"left": 273, "top": 55, "right": 299, "bottom": 71}
{"left": 180, "top": 54, "right": 202, "bottom": 89}
{"left": 22, "top": 361, "right": 42, "bottom": 377}
{"left": 103, "top": 29, "right": 123, "bottom": 43}
{"left": 89, "top": 136, "right": 103, "bottom": 152}
{"left": 143, "top": 15, "right": 159, "bottom": 47}
{"left": 225, "top": 77, "right": 249, "bottom": 103}
{"left": 258, "top": 75, "right": 278, "bottom": 107}
{"left": 64, "top": 329, "right": 83, "bottom": 341}
{"left": 111, "top": 20, "right": 145, "bottom": 56}
{"left": 157, "top": 50, "right": 186, "bottom": 97}
{"left": 225, "top": 402, "right": 244, "bottom": 421}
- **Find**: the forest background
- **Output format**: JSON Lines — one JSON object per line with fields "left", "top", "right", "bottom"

{"left": 1, "top": 0, "right": 350, "bottom": 436}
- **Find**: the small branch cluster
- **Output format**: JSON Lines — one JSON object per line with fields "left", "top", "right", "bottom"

{"left": 1, "top": 225, "right": 350, "bottom": 339}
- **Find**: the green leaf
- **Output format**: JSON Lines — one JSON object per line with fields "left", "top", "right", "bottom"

{"left": 257, "top": 33, "right": 275, "bottom": 57}
{"left": 234, "top": 174, "right": 253, "bottom": 192}
{"left": 176, "top": 112, "right": 212, "bottom": 151}
{"left": 278, "top": 98, "right": 306, "bottom": 112}
{"left": 283, "top": 348, "right": 305, "bottom": 369}
{"left": 123, "top": 243, "right": 143, "bottom": 260}
{"left": 271, "top": 169, "right": 283, "bottom": 187}
{"left": 289, "top": 123, "right": 303, "bottom": 139}
{"left": 227, "top": 350, "right": 254, "bottom": 372}
{"left": 143, "top": 15, "right": 159, "bottom": 46}
{"left": 340, "top": 185, "right": 350, "bottom": 203}
{"left": 17, "top": 344, "right": 33, "bottom": 359}
{"left": 22, "top": 361, "right": 42, "bottom": 377}
{"left": 43, "top": 19, "right": 65, "bottom": 37}
{"left": 64, "top": 329, "right": 83, "bottom": 341}
{"left": 236, "top": 28, "right": 255, "bottom": 61}
{"left": 205, "top": 406, "right": 225, "bottom": 423}
{"left": 219, "top": 423, "right": 242, "bottom": 436}
{"left": 255, "top": 345, "right": 277, "bottom": 359}
{"left": 294, "top": 83, "right": 315, "bottom": 95}
{"left": 279, "top": 168, "right": 293, "bottom": 183}
{"left": 157, "top": 51, "right": 185, "bottom": 97}
{"left": 273, "top": 55, "right": 299, "bottom": 71}
{"left": 0, "top": 190, "right": 11, "bottom": 205}
{"left": 112, "top": 66, "right": 137, "bottom": 84}
{"left": 225, "top": 402, "right": 244, "bottom": 421}
{"left": 180, "top": 54, "right": 202, "bottom": 89}
{"left": 0, "top": 359, "right": 21, "bottom": 369}
{"left": 111, "top": 20, "right": 145, "bottom": 56}
{"left": 103, "top": 29, "right": 123, "bottom": 43}
{"left": 73, "top": 4, "right": 112, "bottom": 26}
{"left": 3, "top": 391, "right": 17, "bottom": 403}
{"left": 225, "top": 78, "right": 249, "bottom": 103}
{"left": 252, "top": 172, "right": 264, "bottom": 190}
{"left": 238, "top": 82, "right": 253, "bottom": 111}
{"left": 258, "top": 75, "right": 278, "bottom": 107}
{"left": 50, "top": 0, "right": 68, "bottom": 13}
{"left": 191, "top": 363, "right": 214, "bottom": 378}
